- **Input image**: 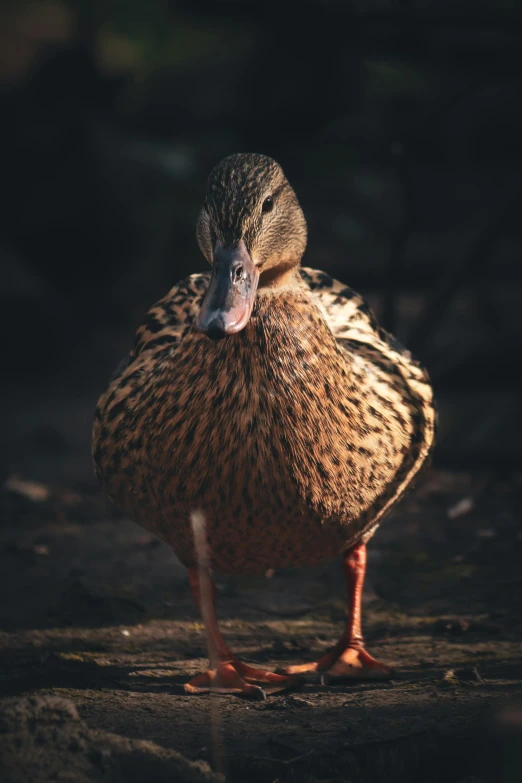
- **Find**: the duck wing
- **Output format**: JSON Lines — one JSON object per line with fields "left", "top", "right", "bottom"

{"left": 300, "top": 266, "right": 433, "bottom": 402}
{"left": 109, "top": 273, "right": 210, "bottom": 381}
{"left": 300, "top": 266, "right": 436, "bottom": 538}
{"left": 131, "top": 273, "right": 210, "bottom": 360}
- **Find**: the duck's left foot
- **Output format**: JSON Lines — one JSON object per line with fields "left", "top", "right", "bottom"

{"left": 325, "top": 646, "right": 392, "bottom": 680}
{"left": 277, "top": 543, "right": 393, "bottom": 682}
{"left": 184, "top": 660, "right": 298, "bottom": 699}
{"left": 277, "top": 644, "right": 392, "bottom": 681}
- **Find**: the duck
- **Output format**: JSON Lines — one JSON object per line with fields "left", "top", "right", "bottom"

{"left": 92, "top": 153, "right": 436, "bottom": 699}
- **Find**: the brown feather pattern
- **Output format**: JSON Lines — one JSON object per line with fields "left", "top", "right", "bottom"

{"left": 93, "top": 263, "right": 435, "bottom": 574}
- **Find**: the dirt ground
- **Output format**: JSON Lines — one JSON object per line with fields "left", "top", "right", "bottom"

{"left": 1, "top": 467, "right": 521, "bottom": 782}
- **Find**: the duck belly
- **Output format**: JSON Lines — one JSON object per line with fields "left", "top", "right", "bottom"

{"left": 128, "top": 483, "right": 353, "bottom": 575}
{"left": 95, "top": 381, "right": 396, "bottom": 576}
{"left": 94, "top": 310, "right": 424, "bottom": 575}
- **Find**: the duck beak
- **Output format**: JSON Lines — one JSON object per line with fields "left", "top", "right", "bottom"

{"left": 196, "top": 240, "right": 259, "bottom": 340}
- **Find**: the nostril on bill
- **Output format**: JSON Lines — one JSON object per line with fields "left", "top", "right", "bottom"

{"left": 233, "top": 264, "right": 244, "bottom": 283}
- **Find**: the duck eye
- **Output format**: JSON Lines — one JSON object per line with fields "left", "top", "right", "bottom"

{"left": 262, "top": 196, "right": 274, "bottom": 213}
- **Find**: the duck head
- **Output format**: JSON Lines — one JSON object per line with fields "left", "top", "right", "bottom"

{"left": 195, "top": 153, "right": 307, "bottom": 339}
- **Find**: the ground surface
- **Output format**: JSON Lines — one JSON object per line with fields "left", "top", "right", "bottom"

{"left": 1, "top": 468, "right": 521, "bottom": 782}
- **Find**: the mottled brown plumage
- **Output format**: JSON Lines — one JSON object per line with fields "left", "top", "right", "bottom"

{"left": 92, "top": 153, "right": 436, "bottom": 696}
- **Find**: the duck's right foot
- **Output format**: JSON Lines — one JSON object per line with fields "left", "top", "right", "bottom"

{"left": 184, "top": 660, "right": 298, "bottom": 699}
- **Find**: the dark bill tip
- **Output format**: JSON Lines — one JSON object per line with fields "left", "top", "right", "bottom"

{"left": 204, "top": 316, "right": 228, "bottom": 341}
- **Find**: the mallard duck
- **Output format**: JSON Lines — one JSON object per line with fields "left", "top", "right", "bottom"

{"left": 93, "top": 153, "right": 436, "bottom": 698}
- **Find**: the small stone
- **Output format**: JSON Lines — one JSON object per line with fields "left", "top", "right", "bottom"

{"left": 437, "top": 669, "right": 459, "bottom": 689}
{"left": 4, "top": 476, "right": 51, "bottom": 503}
{"left": 447, "top": 497, "right": 474, "bottom": 519}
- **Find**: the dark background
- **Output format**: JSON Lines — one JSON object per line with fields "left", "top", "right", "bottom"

{"left": 2, "top": 0, "right": 522, "bottom": 485}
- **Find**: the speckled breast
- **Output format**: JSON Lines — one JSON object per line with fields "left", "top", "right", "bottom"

{"left": 93, "top": 292, "right": 422, "bottom": 574}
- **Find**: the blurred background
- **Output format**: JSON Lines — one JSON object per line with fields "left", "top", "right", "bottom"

{"left": 2, "top": 0, "right": 522, "bottom": 482}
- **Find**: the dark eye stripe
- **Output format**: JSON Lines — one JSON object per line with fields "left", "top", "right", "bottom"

{"left": 271, "top": 184, "right": 285, "bottom": 199}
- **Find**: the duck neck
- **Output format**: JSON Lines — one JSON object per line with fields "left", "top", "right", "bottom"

{"left": 248, "top": 283, "right": 341, "bottom": 370}
{"left": 258, "top": 259, "right": 301, "bottom": 290}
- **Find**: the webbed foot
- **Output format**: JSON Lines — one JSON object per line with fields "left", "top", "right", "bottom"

{"left": 184, "top": 660, "right": 298, "bottom": 699}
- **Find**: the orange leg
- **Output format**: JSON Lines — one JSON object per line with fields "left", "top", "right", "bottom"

{"left": 184, "top": 567, "right": 296, "bottom": 699}
{"left": 279, "top": 543, "right": 392, "bottom": 680}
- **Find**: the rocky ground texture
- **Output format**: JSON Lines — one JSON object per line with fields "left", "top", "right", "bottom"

{"left": 1, "top": 468, "right": 521, "bottom": 782}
